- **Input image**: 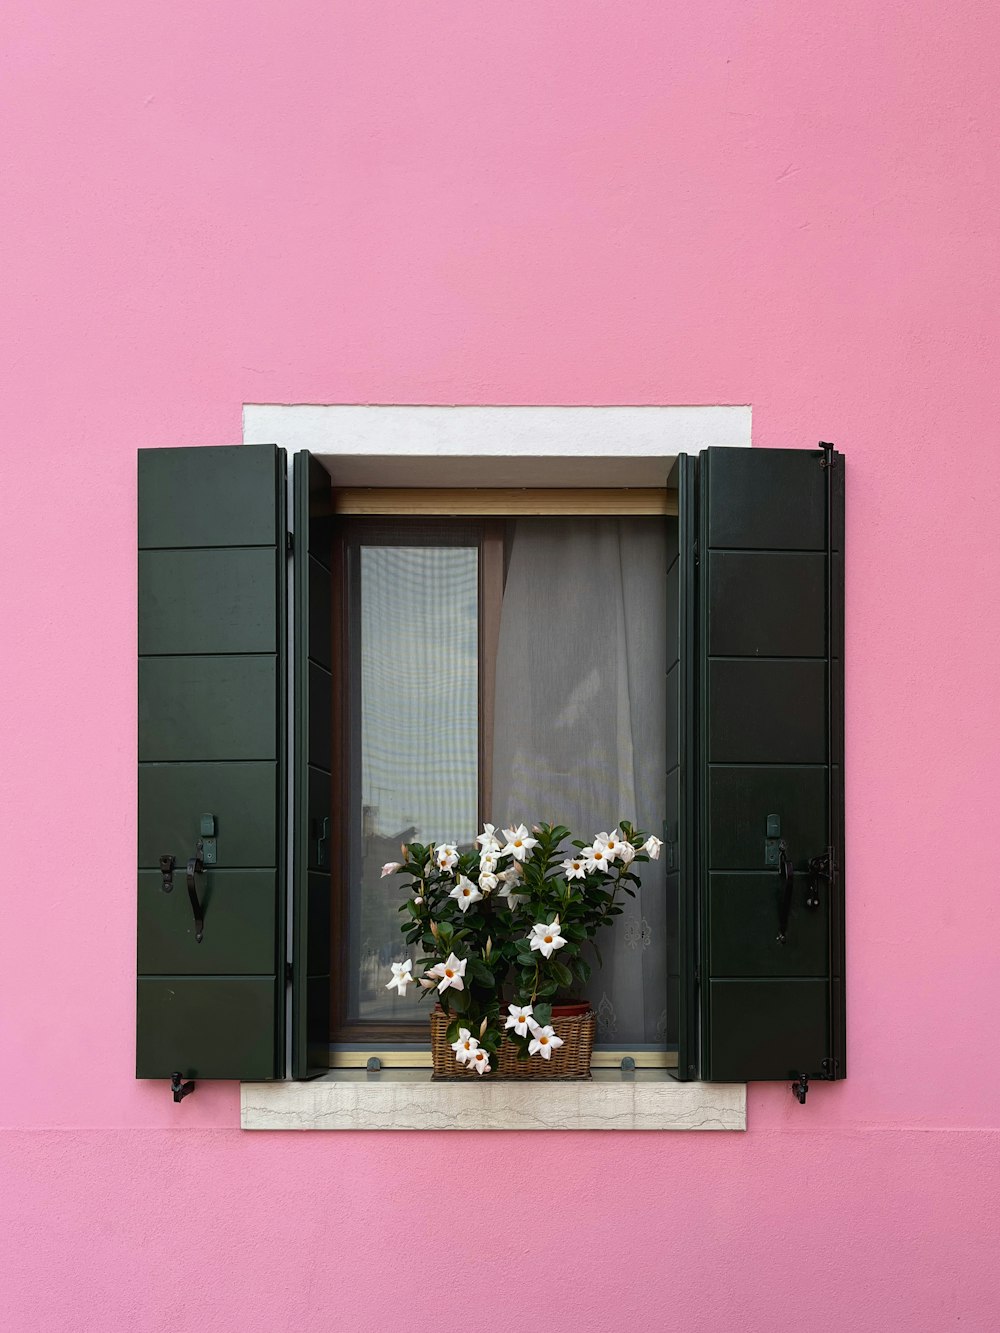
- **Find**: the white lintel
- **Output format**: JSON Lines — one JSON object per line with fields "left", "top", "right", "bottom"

{"left": 242, "top": 404, "right": 751, "bottom": 487}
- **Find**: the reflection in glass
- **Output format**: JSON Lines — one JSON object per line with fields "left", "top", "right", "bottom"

{"left": 348, "top": 544, "right": 478, "bottom": 1023}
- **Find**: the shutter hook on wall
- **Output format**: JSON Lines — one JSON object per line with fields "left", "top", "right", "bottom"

{"left": 171, "top": 1072, "right": 195, "bottom": 1102}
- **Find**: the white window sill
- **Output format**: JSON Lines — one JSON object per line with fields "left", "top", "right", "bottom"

{"left": 241, "top": 1070, "right": 746, "bottom": 1131}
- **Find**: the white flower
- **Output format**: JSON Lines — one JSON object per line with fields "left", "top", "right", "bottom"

{"left": 479, "top": 850, "right": 498, "bottom": 874}
{"left": 500, "top": 863, "right": 522, "bottom": 883}
{"left": 530, "top": 917, "right": 567, "bottom": 959}
{"left": 385, "top": 960, "right": 413, "bottom": 996}
{"left": 504, "top": 1003, "right": 534, "bottom": 1038}
{"left": 502, "top": 824, "right": 539, "bottom": 862}
{"left": 528, "top": 1024, "right": 565, "bottom": 1060}
{"left": 618, "top": 842, "right": 636, "bottom": 866}
{"left": 475, "top": 823, "right": 503, "bottom": 854}
{"left": 561, "top": 856, "right": 587, "bottom": 881}
{"left": 413, "top": 895, "right": 424, "bottom": 906}
{"left": 584, "top": 841, "right": 613, "bottom": 873}
{"left": 594, "top": 831, "right": 618, "bottom": 863}
{"left": 643, "top": 836, "right": 663, "bottom": 860}
{"left": 498, "top": 871, "right": 527, "bottom": 908}
{"left": 436, "top": 844, "right": 459, "bottom": 872}
{"left": 469, "top": 1048, "right": 492, "bottom": 1075}
{"left": 451, "top": 1028, "right": 480, "bottom": 1065}
{"left": 449, "top": 875, "right": 483, "bottom": 912}
{"left": 380, "top": 861, "right": 402, "bottom": 878}
{"left": 427, "top": 953, "right": 466, "bottom": 993}
{"left": 479, "top": 872, "right": 498, "bottom": 894}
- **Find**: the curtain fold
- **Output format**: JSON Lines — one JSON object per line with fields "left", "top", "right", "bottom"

{"left": 491, "top": 517, "right": 667, "bottom": 1044}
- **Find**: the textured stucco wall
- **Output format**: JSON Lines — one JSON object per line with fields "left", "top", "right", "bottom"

{"left": 1, "top": 3, "right": 999, "bottom": 1329}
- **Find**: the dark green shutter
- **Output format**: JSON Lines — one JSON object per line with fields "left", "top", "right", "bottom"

{"left": 292, "top": 451, "right": 334, "bottom": 1078}
{"left": 666, "top": 454, "right": 699, "bottom": 1079}
{"left": 676, "top": 445, "right": 845, "bottom": 1085}
{"left": 137, "top": 444, "right": 286, "bottom": 1081}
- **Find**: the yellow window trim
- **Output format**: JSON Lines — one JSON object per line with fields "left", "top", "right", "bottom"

{"left": 329, "top": 1047, "right": 678, "bottom": 1070}
{"left": 333, "top": 487, "right": 678, "bottom": 516}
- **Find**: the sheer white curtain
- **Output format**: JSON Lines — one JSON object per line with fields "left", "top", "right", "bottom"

{"left": 491, "top": 517, "right": 668, "bottom": 1044}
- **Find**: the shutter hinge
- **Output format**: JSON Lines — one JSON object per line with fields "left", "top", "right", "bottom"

{"left": 286, "top": 531, "right": 294, "bottom": 554}
{"left": 285, "top": 960, "right": 293, "bottom": 986}
{"left": 693, "top": 538, "right": 700, "bottom": 567}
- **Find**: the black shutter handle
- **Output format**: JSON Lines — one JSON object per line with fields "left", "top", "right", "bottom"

{"left": 776, "top": 842, "right": 794, "bottom": 943}
{"left": 186, "top": 840, "right": 206, "bottom": 944}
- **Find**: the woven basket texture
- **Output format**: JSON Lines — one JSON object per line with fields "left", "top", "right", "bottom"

{"left": 430, "top": 1007, "right": 595, "bottom": 1080}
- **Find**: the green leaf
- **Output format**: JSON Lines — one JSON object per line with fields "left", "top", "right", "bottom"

{"left": 445, "top": 1019, "right": 462, "bottom": 1044}
{"left": 549, "top": 960, "right": 573, "bottom": 987}
{"left": 533, "top": 1002, "right": 552, "bottom": 1027}
{"left": 468, "top": 959, "right": 497, "bottom": 988}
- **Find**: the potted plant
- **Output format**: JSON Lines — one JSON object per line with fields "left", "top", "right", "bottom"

{"left": 383, "top": 820, "right": 662, "bottom": 1078}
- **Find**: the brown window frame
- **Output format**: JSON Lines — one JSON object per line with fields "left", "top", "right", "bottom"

{"left": 329, "top": 515, "right": 504, "bottom": 1045}
{"left": 326, "top": 487, "right": 676, "bottom": 1061}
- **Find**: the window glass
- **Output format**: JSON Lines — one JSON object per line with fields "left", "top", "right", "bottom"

{"left": 347, "top": 542, "right": 479, "bottom": 1025}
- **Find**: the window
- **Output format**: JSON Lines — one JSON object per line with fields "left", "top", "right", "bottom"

{"left": 136, "top": 409, "right": 844, "bottom": 1114}
{"left": 329, "top": 507, "right": 674, "bottom": 1064}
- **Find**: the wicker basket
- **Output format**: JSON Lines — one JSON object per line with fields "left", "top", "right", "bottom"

{"left": 430, "top": 1006, "right": 595, "bottom": 1079}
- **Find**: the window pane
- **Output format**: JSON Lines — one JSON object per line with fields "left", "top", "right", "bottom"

{"left": 491, "top": 517, "right": 669, "bottom": 1046}
{"left": 348, "top": 543, "right": 478, "bottom": 1024}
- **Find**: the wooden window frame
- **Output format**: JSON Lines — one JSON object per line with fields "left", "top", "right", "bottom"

{"left": 327, "top": 487, "right": 680, "bottom": 1068}
{"left": 330, "top": 514, "right": 504, "bottom": 1044}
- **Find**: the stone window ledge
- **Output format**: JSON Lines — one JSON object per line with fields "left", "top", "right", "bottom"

{"left": 241, "top": 1070, "right": 746, "bottom": 1131}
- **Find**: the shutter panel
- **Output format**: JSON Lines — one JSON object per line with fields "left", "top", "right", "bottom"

{"left": 666, "top": 454, "right": 699, "bottom": 1080}
{"left": 685, "top": 444, "right": 845, "bottom": 1085}
{"left": 137, "top": 445, "right": 286, "bottom": 1082}
{"left": 292, "top": 452, "right": 334, "bottom": 1078}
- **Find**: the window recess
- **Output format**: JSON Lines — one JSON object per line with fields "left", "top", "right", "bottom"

{"left": 327, "top": 499, "right": 677, "bottom": 1069}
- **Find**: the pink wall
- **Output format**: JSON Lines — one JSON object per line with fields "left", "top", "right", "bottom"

{"left": 2, "top": 2, "right": 998, "bottom": 1328}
